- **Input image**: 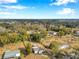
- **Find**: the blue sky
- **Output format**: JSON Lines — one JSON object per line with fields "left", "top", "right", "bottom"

{"left": 0, "top": 0, "right": 79, "bottom": 19}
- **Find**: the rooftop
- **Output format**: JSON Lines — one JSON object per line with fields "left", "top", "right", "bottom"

{"left": 3, "top": 50, "right": 20, "bottom": 59}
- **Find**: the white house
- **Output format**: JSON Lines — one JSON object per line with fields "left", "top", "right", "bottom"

{"left": 75, "top": 31, "right": 79, "bottom": 36}
{"left": 48, "top": 31, "right": 57, "bottom": 36}
{"left": 3, "top": 50, "right": 20, "bottom": 59}
{"left": 32, "top": 46, "right": 44, "bottom": 54}
{"left": 59, "top": 44, "right": 70, "bottom": 50}
{"left": 32, "top": 46, "right": 39, "bottom": 54}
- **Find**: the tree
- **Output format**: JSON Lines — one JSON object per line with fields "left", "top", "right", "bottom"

{"left": 30, "top": 33, "right": 42, "bottom": 42}
{"left": 0, "top": 32, "right": 9, "bottom": 46}
{"left": 40, "top": 30, "right": 48, "bottom": 38}
{"left": 26, "top": 43, "right": 32, "bottom": 54}
{"left": 49, "top": 42, "right": 59, "bottom": 56}
{"left": 60, "top": 27, "right": 72, "bottom": 35}
{"left": 58, "top": 31, "right": 65, "bottom": 37}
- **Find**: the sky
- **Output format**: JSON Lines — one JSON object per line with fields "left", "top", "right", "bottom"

{"left": 0, "top": 0, "right": 79, "bottom": 19}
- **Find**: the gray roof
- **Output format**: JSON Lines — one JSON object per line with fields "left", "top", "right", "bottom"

{"left": 76, "top": 31, "right": 79, "bottom": 35}
{"left": 32, "top": 47, "right": 44, "bottom": 53}
{"left": 3, "top": 50, "right": 20, "bottom": 59}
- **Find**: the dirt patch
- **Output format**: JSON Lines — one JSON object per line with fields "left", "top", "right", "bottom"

{"left": 22, "top": 54, "right": 49, "bottom": 59}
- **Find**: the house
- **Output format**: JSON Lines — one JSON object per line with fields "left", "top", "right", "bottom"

{"left": 48, "top": 31, "right": 57, "bottom": 36}
{"left": 59, "top": 44, "right": 70, "bottom": 50}
{"left": 3, "top": 50, "right": 20, "bottom": 59}
{"left": 32, "top": 46, "right": 44, "bottom": 54}
{"left": 75, "top": 30, "right": 79, "bottom": 36}
{"left": 27, "top": 30, "right": 38, "bottom": 34}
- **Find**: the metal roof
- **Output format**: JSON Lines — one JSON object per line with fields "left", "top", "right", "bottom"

{"left": 59, "top": 44, "right": 69, "bottom": 49}
{"left": 3, "top": 50, "right": 20, "bottom": 59}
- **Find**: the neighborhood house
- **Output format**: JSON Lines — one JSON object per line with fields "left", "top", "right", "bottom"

{"left": 75, "top": 31, "right": 79, "bottom": 36}
{"left": 59, "top": 44, "right": 70, "bottom": 50}
{"left": 48, "top": 31, "right": 57, "bottom": 36}
{"left": 3, "top": 50, "right": 20, "bottom": 59}
{"left": 32, "top": 45, "right": 44, "bottom": 54}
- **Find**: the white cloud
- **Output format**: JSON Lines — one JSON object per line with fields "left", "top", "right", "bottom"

{"left": 57, "top": 8, "right": 76, "bottom": 15}
{"left": 50, "top": 0, "right": 77, "bottom": 6}
{"left": 0, "top": 0, "right": 17, "bottom": 3}
{"left": 3, "top": 5, "right": 28, "bottom": 10}
{"left": 0, "top": 11, "right": 15, "bottom": 14}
